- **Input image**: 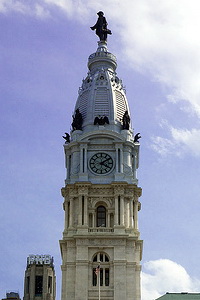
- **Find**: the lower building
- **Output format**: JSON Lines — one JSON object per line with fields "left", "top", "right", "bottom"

{"left": 23, "top": 255, "right": 56, "bottom": 300}
{"left": 2, "top": 292, "right": 21, "bottom": 300}
{"left": 156, "top": 293, "right": 200, "bottom": 299}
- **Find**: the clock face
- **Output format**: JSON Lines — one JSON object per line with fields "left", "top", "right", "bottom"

{"left": 89, "top": 153, "right": 114, "bottom": 175}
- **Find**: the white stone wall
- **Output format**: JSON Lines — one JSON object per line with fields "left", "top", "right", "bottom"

{"left": 60, "top": 182, "right": 142, "bottom": 300}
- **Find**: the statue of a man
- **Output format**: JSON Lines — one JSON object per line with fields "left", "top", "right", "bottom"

{"left": 72, "top": 108, "right": 83, "bottom": 131}
{"left": 90, "top": 11, "right": 112, "bottom": 41}
{"left": 122, "top": 110, "right": 130, "bottom": 130}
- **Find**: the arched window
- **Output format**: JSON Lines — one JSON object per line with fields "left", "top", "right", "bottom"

{"left": 92, "top": 253, "right": 110, "bottom": 287}
{"left": 97, "top": 206, "right": 106, "bottom": 227}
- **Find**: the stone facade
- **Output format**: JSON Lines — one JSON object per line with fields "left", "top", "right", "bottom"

{"left": 60, "top": 182, "right": 142, "bottom": 300}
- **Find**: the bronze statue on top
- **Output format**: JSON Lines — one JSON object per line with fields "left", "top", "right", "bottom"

{"left": 90, "top": 11, "right": 112, "bottom": 41}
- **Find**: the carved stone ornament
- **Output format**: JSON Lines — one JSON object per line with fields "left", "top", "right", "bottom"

{"left": 123, "top": 163, "right": 132, "bottom": 175}
{"left": 86, "top": 238, "right": 125, "bottom": 246}
{"left": 67, "top": 240, "right": 76, "bottom": 247}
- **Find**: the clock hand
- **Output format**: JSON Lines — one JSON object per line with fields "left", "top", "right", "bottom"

{"left": 100, "top": 158, "right": 112, "bottom": 165}
{"left": 103, "top": 157, "right": 112, "bottom": 163}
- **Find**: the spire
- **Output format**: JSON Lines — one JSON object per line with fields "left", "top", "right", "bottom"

{"left": 64, "top": 16, "right": 140, "bottom": 185}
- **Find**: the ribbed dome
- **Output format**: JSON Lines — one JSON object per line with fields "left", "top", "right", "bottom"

{"left": 73, "top": 41, "right": 131, "bottom": 134}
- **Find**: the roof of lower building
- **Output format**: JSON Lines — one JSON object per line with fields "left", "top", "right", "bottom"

{"left": 156, "top": 293, "right": 200, "bottom": 300}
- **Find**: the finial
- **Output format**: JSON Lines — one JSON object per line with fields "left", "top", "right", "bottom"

{"left": 90, "top": 11, "right": 112, "bottom": 42}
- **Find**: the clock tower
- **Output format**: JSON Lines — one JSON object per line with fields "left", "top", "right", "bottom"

{"left": 60, "top": 16, "right": 142, "bottom": 300}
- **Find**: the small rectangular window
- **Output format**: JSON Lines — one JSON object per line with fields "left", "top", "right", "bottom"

{"left": 48, "top": 276, "right": 52, "bottom": 293}
{"left": 93, "top": 255, "right": 97, "bottom": 262}
{"left": 100, "top": 269, "right": 103, "bottom": 286}
{"left": 89, "top": 213, "right": 93, "bottom": 227}
{"left": 35, "top": 276, "right": 43, "bottom": 295}
{"left": 93, "top": 268, "right": 97, "bottom": 286}
{"left": 26, "top": 276, "right": 30, "bottom": 293}
{"left": 105, "top": 269, "right": 109, "bottom": 286}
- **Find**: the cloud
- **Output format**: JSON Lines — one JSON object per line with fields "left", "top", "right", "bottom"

{"left": 2, "top": 0, "right": 200, "bottom": 112}
{"left": 151, "top": 121, "right": 200, "bottom": 157}
{"left": 109, "top": 1, "right": 200, "bottom": 114}
{"left": 41, "top": 0, "right": 200, "bottom": 156}
{"left": 0, "top": 0, "right": 28, "bottom": 14}
{"left": 2, "top": 0, "right": 200, "bottom": 155}
{"left": 0, "top": 0, "right": 50, "bottom": 18}
{"left": 142, "top": 259, "right": 200, "bottom": 300}
{"left": 42, "top": 0, "right": 200, "bottom": 115}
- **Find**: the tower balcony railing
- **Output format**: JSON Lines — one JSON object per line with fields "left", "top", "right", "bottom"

{"left": 88, "top": 227, "right": 114, "bottom": 233}
{"left": 88, "top": 51, "right": 116, "bottom": 62}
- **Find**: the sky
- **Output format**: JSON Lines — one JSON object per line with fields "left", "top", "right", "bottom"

{"left": 1, "top": 0, "right": 200, "bottom": 299}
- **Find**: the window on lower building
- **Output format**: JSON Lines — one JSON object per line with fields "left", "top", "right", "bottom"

{"left": 48, "top": 276, "right": 52, "bottom": 293}
{"left": 35, "top": 275, "right": 43, "bottom": 296}
{"left": 26, "top": 276, "right": 30, "bottom": 293}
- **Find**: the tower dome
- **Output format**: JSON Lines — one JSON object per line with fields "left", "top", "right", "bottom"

{"left": 73, "top": 41, "right": 131, "bottom": 134}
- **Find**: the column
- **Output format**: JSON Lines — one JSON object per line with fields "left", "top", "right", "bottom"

{"left": 120, "top": 196, "right": 124, "bottom": 226}
{"left": 107, "top": 212, "right": 110, "bottom": 227}
{"left": 84, "top": 195, "right": 88, "bottom": 226}
{"left": 84, "top": 146, "right": 87, "bottom": 173}
{"left": 103, "top": 268, "right": 105, "bottom": 287}
{"left": 129, "top": 199, "right": 133, "bottom": 228}
{"left": 115, "top": 146, "right": 119, "bottom": 173}
{"left": 66, "top": 155, "right": 70, "bottom": 179}
{"left": 120, "top": 146, "right": 123, "bottom": 173}
{"left": 134, "top": 201, "right": 138, "bottom": 230}
{"left": 80, "top": 148, "right": 84, "bottom": 173}
{"left": 64, "top": 201, "right": 69, "bottom": 229}
{"left": 114, "top": 195, "right": 119, "bottom": 225}
{"left": 133, "top": 154, "right": 137, "bottom": 178}
{"left": 78, "top": 195, "right": 82, "bottom": 225}
{"left": 69, "top": 197, "right": 73, "bottom": 227}
{"left": 126, "top": 202, "right": 130, "bottom": 228}
{"left": 92, "top": 212, "right": 95, "bottom": 227}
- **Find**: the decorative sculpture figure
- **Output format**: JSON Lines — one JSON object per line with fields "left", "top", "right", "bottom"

{"left": 134, "top": 133, "right": 141, "bottom": 143}
{"left": 62, "top": 132, "right": 70, "bottom": 143}
{"left": 122, "top": 110, "right": 130, "bottom": 130}
{"left": 94, "top": 115, "right": 109, "bottom": 125}
{"left": 72, "top": 108, "right": 83, "bottom": 131}
{"left": 90, "top": 11, "right": 112, "bottom": 41}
